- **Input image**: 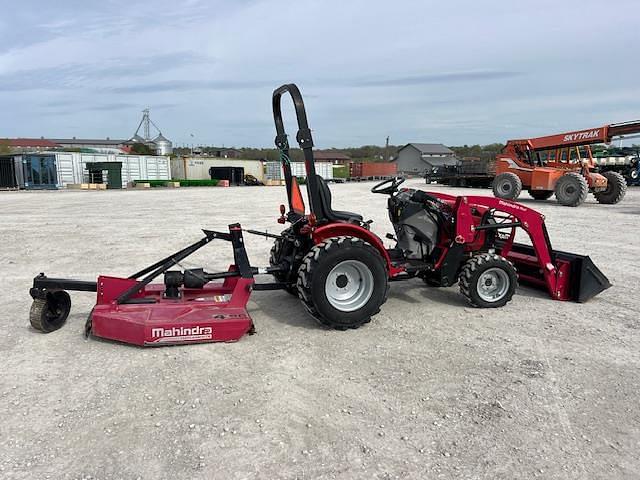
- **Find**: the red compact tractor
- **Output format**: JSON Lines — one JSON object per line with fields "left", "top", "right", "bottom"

{"left": 494, "top": 121, "right": 640, "bottom": 206}
{"left": 28, "top": 84, "right": 611, "bottom": 346}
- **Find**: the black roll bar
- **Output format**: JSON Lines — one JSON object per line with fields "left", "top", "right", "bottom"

{"left": 272, "top": 84, "right": 325, "bottom": 221}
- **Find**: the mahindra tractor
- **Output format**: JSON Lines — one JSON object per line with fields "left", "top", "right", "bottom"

{"left": 27, "top": 84, "right": 611, "bottom": 346}
{"left": 493, "top": 120, "right": 640, "bottom": 206}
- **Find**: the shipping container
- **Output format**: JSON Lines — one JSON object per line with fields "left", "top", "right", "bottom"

{"left": 171, "top": 157, "right": 264, "bottom": 181}
{"left": 53, "top": 152, "right": 170, "bottom": 187}
{"left": 265, "top": 161, "right": 333, "bottom": 180}
{"left": 348, "top": 162, "right": 397, "bottom": 178}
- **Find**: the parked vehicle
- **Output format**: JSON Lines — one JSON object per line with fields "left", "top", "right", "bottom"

{"left": 493, "top": 121, "right": 640, "bottom": 206}
{"left": 427, "top": 158, "right": 495, "bottom": 188}
{"left": 593, "top": 147, "right": 640, "bottom": 186}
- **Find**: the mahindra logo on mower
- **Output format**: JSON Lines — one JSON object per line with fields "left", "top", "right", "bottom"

{"left": 563, "top": 129, "right": 600, "bottom": 142}
{"left": 149, "top": 326, "right": 213, "bottom": 344}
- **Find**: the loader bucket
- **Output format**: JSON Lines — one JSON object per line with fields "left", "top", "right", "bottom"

{"left": 502, "top": 243, "right": 611, "bottom": 302}
{"left": 552, "top": 250, "right": 611, "bottom": 303}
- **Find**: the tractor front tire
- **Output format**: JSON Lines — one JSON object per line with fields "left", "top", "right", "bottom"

{"left": 492, "top": 173, "right": 522, "bottom": 200}
{"left": 528, "top": 189, "right": 553, "bottom": 200}
{"left": 594, "top": 171, "right": 627, "bottom": 205}
{"left": 29, "top": 291, "right": 71, "bottom": 333}
{"left": 297, "top": 236, "right": 389, "bottom": 330}
{"left": 459, "top": 253, "right": 517, "bottom": 308}
{"left": 554, "top": 172, "right": 588, "bottom": 207}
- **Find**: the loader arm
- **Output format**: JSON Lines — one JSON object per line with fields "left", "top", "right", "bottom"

{"left": 430, "top": 193, "right": 610, "bottom": 302}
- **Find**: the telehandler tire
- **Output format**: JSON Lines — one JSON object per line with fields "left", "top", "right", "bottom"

{"left": 492, "top": 173, "right": 522, "bottom": 200}
{"left": 554, "top": 172, "right": 588, "bottom": 207}
{"left": 594, "top": 171, "right": 627, "bottom": 205}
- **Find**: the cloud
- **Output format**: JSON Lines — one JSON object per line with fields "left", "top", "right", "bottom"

{"left": 0, "top": 0, "right": 639, "bottom": 146}
{"left": 0, "top": 52, "right": 214, "bottom": 91}
{"left": 107, "top": 79, "right": 274, "bottom": 94}
{"left": 350, "top": 71, "right": 521, "bottom": 87}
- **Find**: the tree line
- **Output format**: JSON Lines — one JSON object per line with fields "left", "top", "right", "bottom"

{"left": 172, "top": 143, "right": 507, "bottom": 162}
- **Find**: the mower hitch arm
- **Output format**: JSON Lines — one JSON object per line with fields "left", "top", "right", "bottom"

{"left": 117, "top": 224, "right": 252, "bottom": 305}
{"left": 128, "top": 229, "right": 230, "bottom": 279}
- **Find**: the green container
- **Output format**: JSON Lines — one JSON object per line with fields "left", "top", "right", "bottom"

{"left": 85, "top": 162, "right": 122, "bottom": 189}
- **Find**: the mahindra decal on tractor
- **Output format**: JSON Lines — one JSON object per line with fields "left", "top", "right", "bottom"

{"left": 493, "top": 120, "right": 640, "bottom": 206}
{"left": 28, "top": 84, "right": 611, "bottom": 347}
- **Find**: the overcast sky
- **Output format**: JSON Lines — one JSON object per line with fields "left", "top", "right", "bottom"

{"left": 1, "top": 0, "right": 639, "bottom": 148}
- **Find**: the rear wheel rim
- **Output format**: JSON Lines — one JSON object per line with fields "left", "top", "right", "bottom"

{"left": 325, "top": 260, "right": 374, "bottom": 312}
{"left": 476, "top": 268, "right": 510, "bottom": 303}
{"left": 499, "top": 181, "right": 512, "bottom": 194}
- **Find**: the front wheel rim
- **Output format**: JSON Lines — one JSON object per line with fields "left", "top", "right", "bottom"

{"left": 325, "top": 260, "right": 374, "bottom": 312}
{"left": 476, "top": 268, "right": 510, "bottom": 303}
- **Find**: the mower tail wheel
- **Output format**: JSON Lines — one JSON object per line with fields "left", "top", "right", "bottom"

{"left": 528, "top": 189, "right": 553, "bottom": 201}
{"left": 492, "top": 173, "right": 522, "bottom": 200}
{"left": 554, "top": 172, "right": 588, "bottom": 207}
{"left": 297, "top": 236, "right": 388, "bottom": 330}
{"left": 29, "top": 290, "right": 71, "bottom": 333}
{"left": 459, "top": 253, "right": 517, "bottom": 308}
{"left": 594, "top": 171, "right": 627, "bottom": 205}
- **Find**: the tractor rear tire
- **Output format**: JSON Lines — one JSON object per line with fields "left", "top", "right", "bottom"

{"left": 459, "top": 253, "right": 517, "bottom": 308}
{"left": 528, "top": 190, "right": 553, "bottom": 200}
{"left": 594, "top": 171, "right": 627, "bottom": 205}
{"left": 492, "top": 173, "right": 522, "bottom": 200}
{"left": 296, "top": 236, "right": 388, "bottom": 330}
{"left": 269, "top": 230, "right": 298, "bottom": 296}
{"left": 29, "top": 291, "right": 71, "bottom": 333}
{"left": 554, "top": 172, "right": 588, "bottom": 207}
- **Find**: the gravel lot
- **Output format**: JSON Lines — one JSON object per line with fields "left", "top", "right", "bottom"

{"left": 1, "top": 180, "right": 639, "bottom": 480}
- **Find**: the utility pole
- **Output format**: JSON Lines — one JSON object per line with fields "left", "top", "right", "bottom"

{"left": 384, "top": 136, "right": 390, "bottom": 162}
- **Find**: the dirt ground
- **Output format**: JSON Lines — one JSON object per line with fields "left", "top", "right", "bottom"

{"left": 1, "top": 180, "right": 639, "bottom": 480}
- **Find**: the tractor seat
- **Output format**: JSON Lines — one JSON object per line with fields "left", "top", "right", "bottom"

{"left": 316, "top": 176, "right": 363, "bottom": 223}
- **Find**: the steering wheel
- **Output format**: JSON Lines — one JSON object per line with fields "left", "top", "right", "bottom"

{"left": 371, "top": 176, "right": 405, "bottom": 195}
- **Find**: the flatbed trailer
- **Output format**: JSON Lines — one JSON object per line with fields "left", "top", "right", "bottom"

{"left": 433, "top": 174, "right": 494, "bottom": 188}
{"left": 427, "top": 158, "right": 495, "bottom": 188}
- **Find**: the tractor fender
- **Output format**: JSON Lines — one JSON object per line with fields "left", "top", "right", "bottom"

{"left": 311, "top": 223, "right": 401, "bottom": 275}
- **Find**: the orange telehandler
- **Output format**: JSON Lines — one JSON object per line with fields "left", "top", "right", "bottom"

{"left": 493, "top": 120, "right": 640, "bottom": 206}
